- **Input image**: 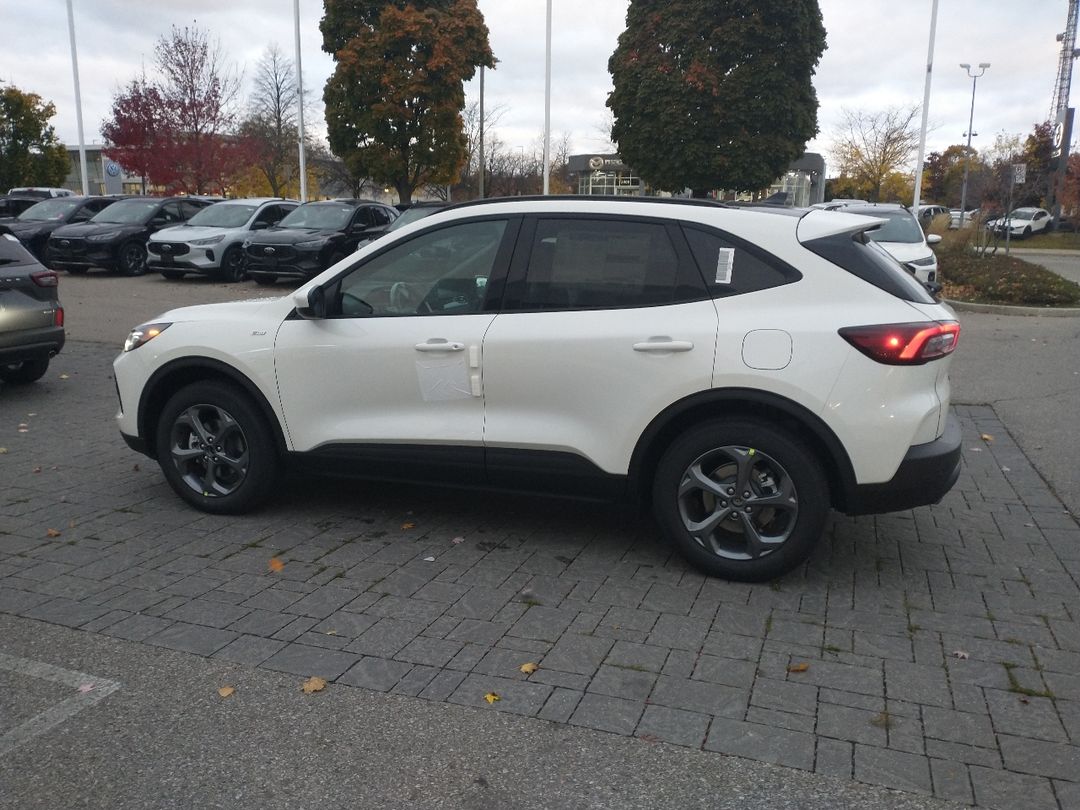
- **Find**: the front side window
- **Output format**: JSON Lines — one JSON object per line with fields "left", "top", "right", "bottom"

{"left": 517, "top": 218, "right": 703, "bottom": 310}
{"left": 335, "top": 219, "right": 508, "bottom": 317}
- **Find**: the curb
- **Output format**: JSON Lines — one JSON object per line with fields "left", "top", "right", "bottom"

{"left": 944, "top": 298, "right": 1080, "bottom": 317}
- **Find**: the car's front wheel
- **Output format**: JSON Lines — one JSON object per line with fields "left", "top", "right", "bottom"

{"left": 155, "top": 381, "right": 279, "bottom": 514}
{"left": 0, "top": 356, "right": 50, "bottom": 384}
{"left": 220, "top": 245, "right": 246, "bottom": 283}
{"left": 652, "top": 420, "right": 829, "bottom": 581}
{"left": 118, "top": 241, "right": 147, "bottom": 276}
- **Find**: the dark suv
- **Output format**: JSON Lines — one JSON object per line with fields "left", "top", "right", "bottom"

{"left": 0, "top": 234, "right": 64, "bottom": 384}
{"left": 0, "top": 196, "right": 118, "bottom": 265}
{"left": 47, "top": 197, "right": 210, "bottom": 276}
{"left": 243, "top": 199, "right": 397, "bottom": 284}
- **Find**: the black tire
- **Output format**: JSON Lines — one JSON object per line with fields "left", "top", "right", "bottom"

{"left": 161, "top": 270, "right": 186, "bottom": 280}
{"left": 252, "top": 274, "right": 277, "bottom": 286}
{"left": 155, "top": 381, "right": 279, "bottom": 514}
{"left": 118, "top": 241, "right": 147, "bottom": 276}
{"left": 0, "top": 356, "right": 50, "bottom": 384}
{"left": 652, "top": 419, "right": 829, "bottom": 581}
{"left": 1023, "top": 226, "right": 1032, "bottom": 238}
{"left": 219, "top": 245, "right": 246, "bottom": 282}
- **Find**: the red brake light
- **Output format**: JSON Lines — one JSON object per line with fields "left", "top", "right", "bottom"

{"left": 839, "top": 321, "right": 960, "bottom": 365}
{"left": 30, "top": 270, "right": 59, "bottom": 288}
{"left": 55, "top": 306, "right": 64, "bottom": 327}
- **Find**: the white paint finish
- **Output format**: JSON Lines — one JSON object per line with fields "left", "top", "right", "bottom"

{"left": 481, "top": 300, "right": 719, "bottom": 474}
{"left": 0, "top": 652, "right": 121, "bottom": 757}
{"left": 272, "top": 314, "right": 496, "bottom": 450}
{"left": 741, "top": 330, "right": 792, "bottom": 370}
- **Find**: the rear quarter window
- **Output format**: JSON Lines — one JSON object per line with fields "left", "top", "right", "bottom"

{"left": 681, "top": 224, "right": 801, "bottom": 297}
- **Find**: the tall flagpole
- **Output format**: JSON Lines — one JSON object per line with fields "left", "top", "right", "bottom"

{"left": 478, "top": 66, "right": 485, "bottom": 198}
{"left": 912, "top": 0, "right": 939, "bottom": 209}
{"left": 544, "top": 0, "right": 552, "bottom": 195}
{"left": 66, "top": 0, "right": 89, "bottom": 195}
{"left": 294, "top": 0, "right": 308, "bottom": 202}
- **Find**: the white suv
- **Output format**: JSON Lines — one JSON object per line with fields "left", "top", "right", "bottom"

{"left": 147, "top": 198, "right": 297, "bottom": 282}
{"left": 114, "top": 197, "right": 961, "bottom": 581}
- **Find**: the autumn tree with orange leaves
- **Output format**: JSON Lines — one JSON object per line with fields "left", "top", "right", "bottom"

{"left": 320, "top": 0, "right": 494, "bottom": 204}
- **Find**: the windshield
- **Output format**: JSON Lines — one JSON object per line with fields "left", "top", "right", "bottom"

{"left": 17, "top": 198, "right": 82, "bottom": 221}
{"left": 851, "top": 210, "right": 924, "bottom": 244}
{"left": 91, "top": 199, "right": 161, "bottom": 225}
{"left": 387, "top": 205, "right": 445, "bottom": 232}
{"left": 1010, "top": 209, "right": 1035, "bottom": 220}
{"left": 187, "top": 202, "right": 257, "bottom": 229}
{"left": 279, "top": 204, "right": 353, "bottom": 231}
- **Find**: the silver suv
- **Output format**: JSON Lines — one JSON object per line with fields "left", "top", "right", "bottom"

{"left": 147, "top": 198, "right": 297, "bottom": 282}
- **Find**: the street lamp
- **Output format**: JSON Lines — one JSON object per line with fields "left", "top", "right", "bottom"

{"left": 958, "top": 62, "right": 990, "bottom": 227}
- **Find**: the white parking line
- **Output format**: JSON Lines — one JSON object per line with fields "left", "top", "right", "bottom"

{"left": 0, "top": 652, "right": 121, "bottom": 756}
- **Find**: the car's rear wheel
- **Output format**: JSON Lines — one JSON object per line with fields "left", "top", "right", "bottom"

{"left": 155, "top": 381, "right": 279, "bottom": 514}
{"left": 220, "top": 245, "right": 246, "bottom": 282}
{"left": 0, "top": 356, "right": 50, "bottom": 384}
{"left": 118, "top": 241, "right": 147, "bottom": 276}
{"left": 652, "top": 419, "right": 829, "bottom": 581}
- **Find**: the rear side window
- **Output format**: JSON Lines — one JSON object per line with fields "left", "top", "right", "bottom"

{"left": 516, "top": 218, "right": 707, "bottom": 310}
{"left": 803, "top": 227, "right": 935, "bottom": 304}
{"left": 682, "top": 225, "right": 801, "bottom": 297}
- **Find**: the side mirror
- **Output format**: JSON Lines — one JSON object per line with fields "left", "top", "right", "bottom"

{"left": 926, "top": 234, "right": 942, "bottom": 245}
{"left": 292, "top": 285, "right": 327, "bottom": 319}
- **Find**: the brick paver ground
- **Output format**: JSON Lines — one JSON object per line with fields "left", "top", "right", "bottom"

{"left": 3, "top": 340, "right": 1080, "bottom": 809}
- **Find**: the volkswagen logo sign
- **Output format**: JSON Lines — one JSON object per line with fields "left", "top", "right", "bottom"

{"left": 263, "top": 247, "right": 276, "bottom": 255}
{"left": 161, "top": 244, "right": 172, "bottom": 252}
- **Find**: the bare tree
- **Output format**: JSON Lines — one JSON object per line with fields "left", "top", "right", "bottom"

{"left": 241, "top": 44, "right": 300, "bottom": 196}
{"left": 830, "top": 105, "right": 921, "bottom": 201}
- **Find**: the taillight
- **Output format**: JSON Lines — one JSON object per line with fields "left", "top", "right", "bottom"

{"left": 55, "top": 306, "right": 64, "bottom": 327}
{"left": 839, "top": 321, "right": 960, "bottom": 365}
{"left": 31, "top": 270, "right": 59, "bottom": 287}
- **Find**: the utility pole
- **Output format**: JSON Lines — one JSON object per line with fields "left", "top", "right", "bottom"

{"left": 958, "top": 64, "right": 990, "bottom": 228}
{"left": 912, "top": 0, "right": 939, "bottom": 210}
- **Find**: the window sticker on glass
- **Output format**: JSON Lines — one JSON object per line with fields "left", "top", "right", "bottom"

{"left": 715, "top": 248, "right": 735, "bottom": 285}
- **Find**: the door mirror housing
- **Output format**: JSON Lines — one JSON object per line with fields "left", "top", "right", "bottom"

{"left": 926, "top": 234, "right": 942, "bottom": 245}
{"left": 293, "top": 285, "right": 327, "bottom": 319}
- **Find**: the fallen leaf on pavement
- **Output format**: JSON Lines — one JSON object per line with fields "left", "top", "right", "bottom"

{"left": 519, "top": 662, "right": 538, "bottom": 675}
{"left": 325, "top": 630, "right": 338, "bottom": 636}
{"left": 952, "top": 650, "right": 969, "bottom": 660}
{"left": 59, "top": 374, "right": 69, "bottom": 380}
{"left": 980, "top": 434, "right": 994, "bottom": 442}
{"left": 423, "top": 556, "right": 436, "bottom": 562}
{"left": 32, "top": 466, "right": 41, "bottom": 474}
{"left": 268, "top": 557, "right": 285, "bottom": 573}
{"left": 1001, "top": 466, "right": 1011, "bottom": 473}
{"left": 968, "top": 447, "right": 983, "bottom": 452}
{"left": 133, "top": 464, "right": 140, "bottom": 472}
{"left": 638, "top": 734, "right": 662, "bottom": 743}
{"left": 301, "top": 677, "right": 327, "bottom": 694}
{"left": 484, "top": 692, "right": 500, "bottom": 704}
{"left": 46, "top": 529, "right": 62, "bottom": 538}
{"left": 401, "top": 522, "right": 416, "bottom": 530}
{"left": 0, "top": 448, "right": 7, "bottom": 454}
{"left": 218, "top": 686, "right": 235, "bottom": 698}
{"left": 77, "top": 684, "right": 95, "bottom": 693}
{"left": 452, "top": 537, "right": 465, "bottom": 544}
{"left": 787, "top": 662, "right": 810, "bottom": 673}
{"left": 1019, "top": 696, "right": 1030, "bottom": 704}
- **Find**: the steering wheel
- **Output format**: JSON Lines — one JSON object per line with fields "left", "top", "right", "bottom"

{"left": 389, "top": 281, "right": 431, "bottom": 313}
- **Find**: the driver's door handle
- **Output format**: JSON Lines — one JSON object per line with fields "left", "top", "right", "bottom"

{"left": 415, "top": 340, "right": 465, "bottom": 353}
{"left": 633, "top": 339, "right": 694, "bottom": 352}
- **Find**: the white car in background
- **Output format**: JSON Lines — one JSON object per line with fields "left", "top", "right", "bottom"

{"left": 832, "top": 203, "right": 941, "bottom": 286}
{"left": 985, "top": 207, "right": 1051, "bottom": 239}
{"left": 147, "top": 197, "right": 298, "bottom": 282}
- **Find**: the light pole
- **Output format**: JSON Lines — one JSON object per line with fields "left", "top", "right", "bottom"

{"left": 958, "top": 63, "right": 990, "bottom": 227}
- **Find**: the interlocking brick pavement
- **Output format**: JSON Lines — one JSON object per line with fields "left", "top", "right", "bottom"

{"left": 3, "top": 340, "right": 1080, "bottom": 808}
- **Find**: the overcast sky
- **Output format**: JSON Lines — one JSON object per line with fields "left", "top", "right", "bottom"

{"left": 0, "top": 0, "right": 1072, "bottom": 176}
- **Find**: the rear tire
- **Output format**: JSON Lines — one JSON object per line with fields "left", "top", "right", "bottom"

{"left": 0, "top": 356, "right": 50, "bottom": 384}
{"left": 155, "top": 381, "right": 279, "bottom": 514}
{"left": 652, "top": 419, "right": 829, "bottom": 581}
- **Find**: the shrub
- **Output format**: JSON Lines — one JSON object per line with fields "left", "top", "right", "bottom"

{"left": 939, "top": 251, "right": 1080, "bottom": 306}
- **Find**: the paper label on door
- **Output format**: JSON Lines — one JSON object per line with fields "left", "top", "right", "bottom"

{"left": 416, "top": 357, "right": 471, "bottom": 401}
{"left": 715, "top": 248, "right": 735, "bottom": 285}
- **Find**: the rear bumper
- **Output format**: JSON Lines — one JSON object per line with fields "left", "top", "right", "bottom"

{"left": 0, "top": 329, "right": 65, "bottom": 364}
{"left": 844, "top": 412, "right": 962, "bottom": 515}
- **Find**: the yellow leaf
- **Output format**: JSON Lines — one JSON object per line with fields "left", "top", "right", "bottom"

{"left": 484, "top": 692, "right": 501, "bottom": 704}
{"left": 980, "top": 433, "right": 994, "bottom": 442}
{"left": 787, "top": 662, "right": 810, "bottom": 673}
{"left": 46, "top": 528, "right": 62, "bottom": 538}
{"left": 401, "top": 522, "right": 416, "bottom": 530}
{"left": 59, "top": 374, "right": 69, "bottom": 380}
{"left": 218, "top": 686, "right": 235, "bottom": 698}
{"left": 301, "top": 676, "right": 327, "bottom": 694}
{"left": 519, "top": 662, "right": 538, "bottom": 675}
{"left": 0, "top": 448, "right": 7, "bottom": 454}
{"left": 268, "top": 558, "right": 285, "bottom": 573}
{"left": 325, "top": 630, "right": 338, "bottom": 636}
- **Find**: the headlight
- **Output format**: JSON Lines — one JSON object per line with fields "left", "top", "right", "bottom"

{"left": 295, "top": 238, "right": 328, "bottom": 248}
{"left": 908, "top": 255, "right": 936, "bottom": 266}
{"left": 191, "top": 235, "right": 225, "bottom": 246}
{"left": 87, "top": 230, "right": 123, "bottom": 241}
{"left": 123, "top": 322, "right": 171, "bottom": 352}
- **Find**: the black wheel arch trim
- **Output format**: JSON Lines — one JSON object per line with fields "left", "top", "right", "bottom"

{"left": 136, "top": 356, "right": 287, "bottom": 461}
{"left": 628, "top": 387, "right": 859, "bottom": 511}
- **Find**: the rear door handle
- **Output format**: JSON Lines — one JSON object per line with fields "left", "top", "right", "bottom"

{"left": 415, "top": 339, "right": 465, "bottom": 353}
{"left": 633, "top": 339, "right": 694, "bottom": 353}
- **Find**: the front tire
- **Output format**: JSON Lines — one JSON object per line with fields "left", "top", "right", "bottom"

{"left": 155, "top": 381, "right": 279, "bottom": 514}
{"left": 219, "top": 245, "right": 246, "bottom": 282}
{"left": 118, "top": 241, "right": 147, "bottom": 276}
{"left": 0, "top": 356, "right": 49, "bottom": 384}
{"left": 652, "top": 419, "right": 829, "bottom": 581}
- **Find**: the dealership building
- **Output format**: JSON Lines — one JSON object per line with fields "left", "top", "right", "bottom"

{"left": 566, "top": 152, "right": 825, "bottom": 206}
{"left": 62, "top": 145, "right": 145, "bottom": 196}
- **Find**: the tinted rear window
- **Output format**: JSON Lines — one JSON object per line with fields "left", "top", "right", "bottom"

{"left": 803, "top": 227, "right": 935, "bottom": 304}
